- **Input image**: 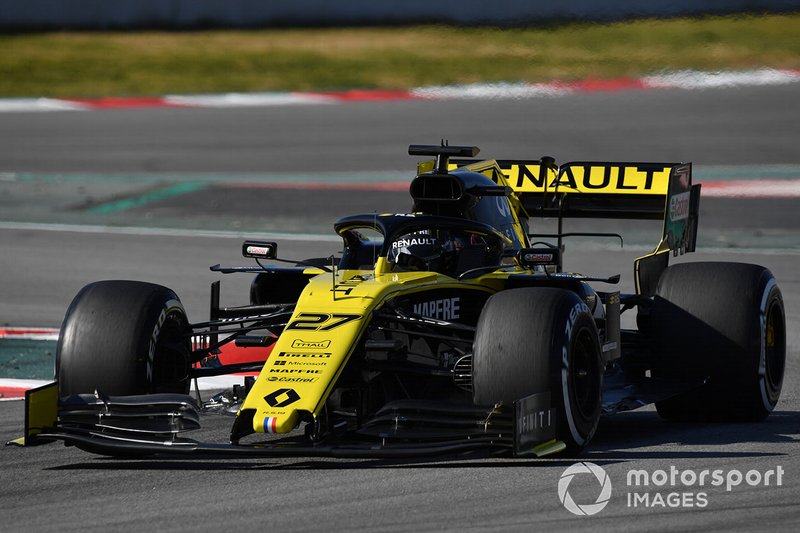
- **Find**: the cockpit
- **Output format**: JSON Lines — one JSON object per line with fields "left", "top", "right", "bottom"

{"left": 335, "top": 214, "right": 510, "bottom": 278}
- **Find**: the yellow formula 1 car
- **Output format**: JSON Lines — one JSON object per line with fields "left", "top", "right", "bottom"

{"left": 15, "top": 144, "right": 786, "bottom": 458}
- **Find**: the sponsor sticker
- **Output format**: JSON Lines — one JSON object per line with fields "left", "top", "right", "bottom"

{"left": 266, "top": 376, "right": 320, "bottom": 383}
{"left": 263, "top": 388, "right": 300, "bottom": 408}
{"left": 524, "top": 253, "right": 554, "bottom": 263}
{"left": 291, "top": 339, "right": 332, "bottom": 349}
{"left": 669, "top": 191, "right": 691, "bottom": 221}
{"left": 515, "top": 391, "right": 556, "bottom": 452}
{"left": 392, "top": 236, "right": 436, "bottom": 248}
{"left": 269, "top": 368, "right": 323, "bottom": 374}
{"left": 246, "top": 245, "right": 272, "bottom": 256}
{"left": 413, "top": 297, "right": 460, "bottom": 321}
{"left": 277, "top": 351, "right": 332, "bottom": 359}
{"left": 501, "top": 163, "right": 672, "bottom": 195}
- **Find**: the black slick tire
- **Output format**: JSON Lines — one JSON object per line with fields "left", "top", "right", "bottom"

{"left": 472, "top": 287, "right": 603, "bottom": 453}
{"left": 650, "top": 262, "right": 785, "bottom": 421}
{"left": 57, "top": 280, "right": 191, "bottom": 397}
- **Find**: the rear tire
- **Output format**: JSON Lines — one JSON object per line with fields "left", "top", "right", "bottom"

{"left": 650, "top": 262, "right": 785, "bottom": 421}
{"left": 472, "top": 288, "right": 603, "bottom": 453}
{"left": 57, "top": 281, "right": 191, "bottom": 397}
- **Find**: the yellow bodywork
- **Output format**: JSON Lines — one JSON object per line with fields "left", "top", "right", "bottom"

{"left": 8, "top": 381, "right": 58, "bottom": 446}
{"left": 242, "top": 261, "right": 451, "bottom": 434}
{"left": 243, "top": 156, "right": 685, "bottom": 435}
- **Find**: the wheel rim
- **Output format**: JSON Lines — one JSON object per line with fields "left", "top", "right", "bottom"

{"left": 570, "top": 327, "right": 601, "bottom": 423}
{"left": 151, "top": 311, "right": 190, "bottom": 393}
{"left": 763, "top": 299, "right": 786, "bottom": 396}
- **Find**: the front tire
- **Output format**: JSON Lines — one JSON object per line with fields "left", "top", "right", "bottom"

{"left": 472, "top": 288, "right": 603, "bottom": 453}
{"left": 57, "top": 281, "right": 191, "bottom": 397}
{"left": 650, "top": 262, "right": 786, "bottom": 421}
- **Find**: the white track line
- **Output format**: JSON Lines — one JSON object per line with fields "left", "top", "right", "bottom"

{"left": 165, "top": 92, "right": 336, "bottom": 107}
{"left": 2, "top": 69, "right": 798, "bottom": 111}
{"left": 643, "top": 68, "right": 800, "bottom": 89}
{"left": 700, "top": 179, "right": 800, "bottom": 198}
{"left": 0, "top": 98, "right": 89, "bottom": 113}
{"left": 0, "top": 221, "right": 339, "bottom": 241}
{"left": 412, "top": 82, "right": 572, "bottom": 99}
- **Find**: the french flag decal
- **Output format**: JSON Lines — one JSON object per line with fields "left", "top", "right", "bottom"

{"left": 263, "top": 417, "right": 279, "bottom": 434}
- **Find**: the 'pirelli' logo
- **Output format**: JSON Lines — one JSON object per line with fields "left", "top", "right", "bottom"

{"left": 277, "top": 351, "right": 332, "bottom": 359}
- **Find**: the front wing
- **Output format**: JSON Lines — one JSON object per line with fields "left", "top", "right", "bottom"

{"left": 10, "top": 382, "right": 566, "bottom": 459}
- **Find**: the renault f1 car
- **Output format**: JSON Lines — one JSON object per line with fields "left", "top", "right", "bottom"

{"left": 13, "top": 144, "right": 786, "bottom": 458}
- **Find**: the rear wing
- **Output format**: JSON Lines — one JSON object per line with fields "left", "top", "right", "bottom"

{"left": 448, "top": 158, "right": 701, "bottom": 296}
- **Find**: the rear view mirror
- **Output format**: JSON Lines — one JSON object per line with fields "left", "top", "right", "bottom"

{"left": 242, "top": 241, "right": 277, "bottom": 260}
{"left": 518, "top": 247, "right": 560, "bottom": 268}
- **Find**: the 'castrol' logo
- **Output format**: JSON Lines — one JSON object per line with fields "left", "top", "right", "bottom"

{"left": 669, "top": 192, "right": 691, "bottom": 222}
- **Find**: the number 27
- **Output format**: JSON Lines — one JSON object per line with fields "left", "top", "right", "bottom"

{"left": 286, "top": 313, "right": 362, "bottom": 331}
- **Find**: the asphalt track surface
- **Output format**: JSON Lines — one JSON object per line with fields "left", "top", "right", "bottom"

{"left": 1, "top": 85, "right": 800, "bottom": 531}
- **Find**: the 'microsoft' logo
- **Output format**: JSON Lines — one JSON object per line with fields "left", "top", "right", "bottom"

{"left": 558, "top": 462, "right": 612, "bottom": 516}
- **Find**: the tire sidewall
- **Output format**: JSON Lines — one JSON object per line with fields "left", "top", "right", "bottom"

{"left": 757, "top": 277, "right": 785, "bottom": 413}
{"left": 555, "top": 299, "right": 603, "bottom": 450}
{"left": 145, "top": 295, "right": 189, "bottom": 392}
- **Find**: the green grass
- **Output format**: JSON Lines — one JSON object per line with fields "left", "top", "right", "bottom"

{"left": 1, "top": 14, "right": 798, "bottom": 97}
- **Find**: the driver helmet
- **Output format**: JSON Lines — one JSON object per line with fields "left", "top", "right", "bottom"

{"left": 388, "top": 230, "right": 483, "bottom": 276}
